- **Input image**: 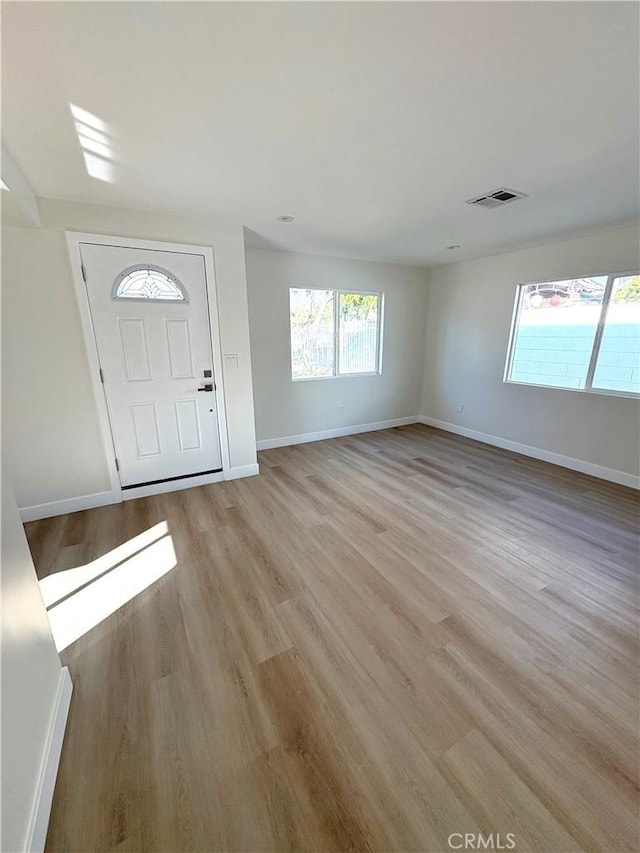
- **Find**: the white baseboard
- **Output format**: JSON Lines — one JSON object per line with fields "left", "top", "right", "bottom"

{"left": 19, "top": 463, "right": 262, "bottom": 519}
{"left": 26, "top": 668, "right": 73, "bottom": 853}
{"left": 256, "top": 416, "right": 420, "bottom": 451}
{"left": 20, "top": 491, "right": 118, "bottom": 522}
{"left": 224, "top": 463, "right": 260, "bottom": 480}
{"left": 419, "top": 416, "right": 640, "bottom": 490}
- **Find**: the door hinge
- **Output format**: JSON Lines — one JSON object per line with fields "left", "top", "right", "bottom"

{"left": 99, "top": 368, "right": 104, "bottom": 384}
{"left": 81, "top": 263, "right": 87, "bottom": 283}
{"left": 115, "top": 458, "right": 120, "bottom": 472}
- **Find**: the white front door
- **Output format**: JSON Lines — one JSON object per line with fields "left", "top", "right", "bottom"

{"left": 80, "top": 242, "right": 222, "bottom": 488}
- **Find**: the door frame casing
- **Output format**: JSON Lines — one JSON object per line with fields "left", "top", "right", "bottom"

{"left": 66, "top": 230, "right": 232, "bottom": 502}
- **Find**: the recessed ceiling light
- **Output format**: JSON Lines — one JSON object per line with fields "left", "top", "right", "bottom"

{"left": 277, "top": 215, "right": 295, "bottom": 223}
{"left": 447, "top": 244, "right": 461, "bottom": 250}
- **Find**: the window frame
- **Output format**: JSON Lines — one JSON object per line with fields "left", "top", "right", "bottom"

{"left": 504, "top": 269, "right": 640, "bottom": 399}
{"left": 289, "top": 287, "right": 384, "bottom": 381}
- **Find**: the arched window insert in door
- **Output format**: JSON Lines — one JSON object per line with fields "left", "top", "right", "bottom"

{"left": 112, "top": 265, "right": 189, "bottom": 303}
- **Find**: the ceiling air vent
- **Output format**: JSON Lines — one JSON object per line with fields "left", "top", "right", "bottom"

{"left": 466, "top": 188, "right": 528, "bottom": 209}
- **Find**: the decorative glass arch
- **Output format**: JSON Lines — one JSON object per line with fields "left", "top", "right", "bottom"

{"left": 112, "top": 265, "right": 189, "bottom": 303}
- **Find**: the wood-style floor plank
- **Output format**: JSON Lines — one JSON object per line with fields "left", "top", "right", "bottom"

{"left": 24, "top": 425, "right": 639, "bottom": 852}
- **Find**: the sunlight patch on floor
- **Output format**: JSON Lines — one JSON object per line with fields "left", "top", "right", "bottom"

{"left": 43, "top": 524, "right": 176, "bottom": 652}
{"left": 40, "top": 520, "right": 169, "bottom": 608}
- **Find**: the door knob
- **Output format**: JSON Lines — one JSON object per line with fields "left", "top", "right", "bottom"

{"left": 198, "top": 383, "right": 214, "bottom": 392}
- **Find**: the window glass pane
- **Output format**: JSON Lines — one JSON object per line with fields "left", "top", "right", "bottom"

{"left": 338, "top": 293, "right": 379, "bottom": 374}
{"left": 289, "top": 289, "right": 334, "bottom": 379}
{"left": 592, "top": 275, "right": 640, "bottom": 394}
{"left": 508, "top": 278, "right": 607, "bottom": 389}
{"left": 114, "top": 266, "right": 186, "bottom": 301}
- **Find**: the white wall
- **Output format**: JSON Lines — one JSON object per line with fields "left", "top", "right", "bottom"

{"left": 421, "top": 225, "right": 640, "bottom": 481}
{"left": 246, "top": 247, "right": 429, "bottom": 443}
{"left": 1, "top": 469, "right": 63, "bottom": 852}
{"left": 1, "top": 144, "right": 40, "bottom": 227}
{"left": 2, "top": 199, "right": 257, "bottom": 511}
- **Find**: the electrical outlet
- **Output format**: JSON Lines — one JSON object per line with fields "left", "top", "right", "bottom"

{"left": 337, "top": 405, "right": 345, "bottom": 414}
{"left": 457, "top": 403, "right": 464, "bottom": 413}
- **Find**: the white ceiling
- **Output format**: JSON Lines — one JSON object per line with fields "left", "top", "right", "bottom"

{"left": 2, "top": 1, "right": 639, "bottom": 266}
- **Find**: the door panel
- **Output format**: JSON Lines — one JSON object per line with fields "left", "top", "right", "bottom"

{"left": 166, "top": 319, "right": 194, "bottom": 379}
{"left": 175, "top": 399, "right": 202, "bottom": 452}
{"left": 80, "top": 243, "right": 222, "bottom": 487}
{"left": 132, "top": 402, "right": 161, "bottom": 458}
{"left": 119, "top": 318, "right": 152, "bottom": 381}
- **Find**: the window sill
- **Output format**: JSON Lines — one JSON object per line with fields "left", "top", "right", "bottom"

{"left": 292, "top": 372, "right": 382, "bottom": 382}
{"left": 504, "top": 378, "right": 639, "bottom": 400}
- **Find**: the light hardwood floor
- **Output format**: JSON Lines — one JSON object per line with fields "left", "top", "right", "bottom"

{"left": 25, "top": 425, "right": 639, "bottom": 852}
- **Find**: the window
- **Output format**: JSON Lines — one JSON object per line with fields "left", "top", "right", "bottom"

{"left": 505, "top": 273, "right": 640, "bottom": 396}
{"left": 113, "top": 265, "right": 188, "bottom": 302}
{"left": 289, "top": 288, "right": 383, "bottom": 380}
